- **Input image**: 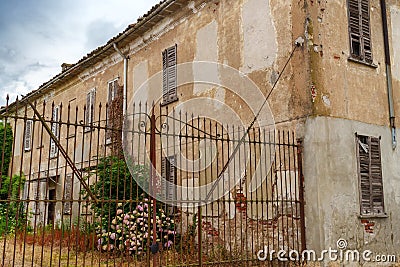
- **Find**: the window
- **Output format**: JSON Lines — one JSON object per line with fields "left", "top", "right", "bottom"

{"left": 106, "top": 79, "right": 122, "bottom": 143}
{"left": 356, "top": 134, "right": 385, "bottom": 216}
{"left": 50, "top": 106, "right": 59, "bottom": 158}
{"left": 108, "top": 79, "right": 119, "bottom": 103}
{"left": 161, "top": 155, "right": 177, "bottom": 214}
{"left": 162, "top": 45, "right": 178, "bottom": 105}
{"left": 85, "top": 88, "right": 96, "bottom": 132}
{"left": 24, "top": 120, "right": 33, "bottom": 151}
{"left": 347, "top": 0, "right": 373, "bottom": 64}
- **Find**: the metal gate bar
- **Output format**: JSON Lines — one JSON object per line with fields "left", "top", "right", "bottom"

{"left": 0, "top": 98, "right": 305, "bottom": 266}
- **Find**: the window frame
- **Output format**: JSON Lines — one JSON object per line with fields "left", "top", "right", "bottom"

{"left": 356, "top": 134, "right": 386, "bottom": 218}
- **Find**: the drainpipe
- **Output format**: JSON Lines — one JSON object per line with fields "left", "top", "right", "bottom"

{"left": 380, "top": 0, "right": 397, "bottom": 149}
{"left": 113, "top": 43, "right": 128, "bottom": 115}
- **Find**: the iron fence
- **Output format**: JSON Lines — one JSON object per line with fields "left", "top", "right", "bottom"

{"left": 0, "top": 98, "right": 305, "bottom": 266}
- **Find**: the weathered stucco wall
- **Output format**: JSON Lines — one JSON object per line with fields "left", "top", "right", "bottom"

{"left": 306, "top": 0, "right": 400, "bottom": 129}
{"left": 390, "top": 5, "right": 400, "bottom": 81}
{"left": 304, "top": 116, "right": 400, "bottom": 258}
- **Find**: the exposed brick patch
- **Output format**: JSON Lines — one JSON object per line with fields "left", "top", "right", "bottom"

{"left": 361, "top": 219, "right": 375, "bottom": 233}
{"left": 234, "top": 191, "right": 247, "bottom": 213}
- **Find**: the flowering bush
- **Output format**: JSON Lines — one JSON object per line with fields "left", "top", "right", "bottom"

{"left": 96, "top": 199, "right": 176, "bottom": 255}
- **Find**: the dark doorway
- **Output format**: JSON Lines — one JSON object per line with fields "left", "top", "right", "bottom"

{"left": 48, "top": 189, "right": 56, "bottom": 225}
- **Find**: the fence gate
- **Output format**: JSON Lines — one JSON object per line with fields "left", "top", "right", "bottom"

{"left": 0, "top": 99, "right": 305, "bottom": 266}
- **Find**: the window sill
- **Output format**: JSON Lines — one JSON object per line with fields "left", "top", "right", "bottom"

{"left": 348, "top": 57, "right": 378, "bottom": 68}
{"left": 161, "top": 97, "right": 178, "bottom": 106}
{"left": 359, "top": 213, "right": 388, "bottom": 219}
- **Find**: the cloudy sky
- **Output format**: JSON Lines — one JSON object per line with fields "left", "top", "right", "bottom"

{"left": 0, "top": 0, "right": 160, "bottom": 106}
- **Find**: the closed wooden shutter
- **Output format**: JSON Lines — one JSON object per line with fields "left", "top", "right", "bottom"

{"left": 347, "top": 0, "right": 372, "bottom": 63}
{"left": 357, "top": 135, "right": 384, "bottom": 216}
{"left": 50, "top": 106, "right": 59, "bottom": 158}
{"left": 85, "top": 89, "right": 96, "bottom": 132}
{"left": 24, "top": 120, "right": 33, "bottom": 151}
{"left": 360, "top": 0, "right": 372, "bottom": 63}
{"left": 161, "top": 156, "right": 177, "bottom": 214}
{"left": 63, "top": 174, "right": 73, "bottom": 214}
{"left": 162, "top": 45, "right": 178, "bottom": 104}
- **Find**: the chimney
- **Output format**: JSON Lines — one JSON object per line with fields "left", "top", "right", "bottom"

{"left": 61, "top": 63, "right": 73, "bottom": 72}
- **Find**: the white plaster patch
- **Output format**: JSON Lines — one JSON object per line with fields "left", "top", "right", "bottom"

{"left": 322, "top": 94, "right": 331, "bottom": 107}
{"left": 390, "top": 6, "right": 400, "bottom": 81}
{"left": 241, "top": 0, "right": 277, "bottom": 73}
{"left": 132, "top": 61, "right": 149, "bottom": 104}
{"left": 193, "top": 20, "right": 221, "bottom": 97}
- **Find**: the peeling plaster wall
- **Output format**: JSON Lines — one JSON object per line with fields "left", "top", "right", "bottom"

{"left": 10, "top": 0, "right": 311, "bottom": 232}
{"left": 304, "top": 116, "right": 400, "bottom": 258}
{"left": 132, "top": 60, "right": 149, "bottom": 104}
{"left": 240, "top": 0, "right": 277, "bottom": 73}
{"left": 390, "top": 6, "right": 400, "bottom": 81}
{"left": 307, "top": 0, "right": 400, "bottom": 128}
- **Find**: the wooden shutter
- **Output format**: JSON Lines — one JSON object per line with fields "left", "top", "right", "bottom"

{"left": 162, "top": 45, "right": 177, "bottom": 104}
{"left": 85, "top": 89, "right": 96, "bottom": 132}
{"left": 369, "top": 137, "right": 384, "bottom": 214}
{"left": 90, "top": 89, "right": 96, "bottom": 125}
{"left": 85, "top": 91, "right": 90, "bottom": 125}
{"left": 161, "top": 156, "right": 177, "bottom": 212}
{"left": 63, "top": 174, "right": 73, "bottom": 214}
{"left": 347, "top": 0, "right": 372, "bottom": 63}
{"left": 360, "top": 0, "right": 372, "bottom": 63}
{"left": 24, "top": 120, "right": 33, "bottom": 151}
{"left": 162, "top": 50, "right": 168, "bottom": 102}
{"left": 357, "top": 135, "right": 384, "bottom": 215}
{"left": 348, "top": 0, "right": 361, "bottom": 57}
{"left": 50, "top": 106, "right": 59, "bottom": 157}
{"left": 161, "top": 157, "right": 168, "bottom": 199}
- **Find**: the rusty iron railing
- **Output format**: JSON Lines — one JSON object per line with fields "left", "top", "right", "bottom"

{"left": 0, "top": 98, "right": 305, "bottom": 266}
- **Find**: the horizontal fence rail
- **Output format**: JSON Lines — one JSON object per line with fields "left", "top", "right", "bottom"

{"left": 0, "top": 98, "right": 305, "bottom": 266}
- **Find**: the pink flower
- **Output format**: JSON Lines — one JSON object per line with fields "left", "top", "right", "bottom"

{"left": 164, "top": 240, "right": 173, "bottom": 248}
{"left": 137, "top": 205, "right": 144, "bottom": 212}
{"left": 110, "top": 233, "right": 116, "bottom": 240}
{"left": 116, "top": 209, "right": 123, "bottom": 215}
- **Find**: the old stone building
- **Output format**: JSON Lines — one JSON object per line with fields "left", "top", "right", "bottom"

{"left": 1, "top": 0, "right": 400, "bottom": 264}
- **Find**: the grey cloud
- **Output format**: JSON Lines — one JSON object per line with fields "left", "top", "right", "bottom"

{"left": 85, "top": 20, "right": 118, "bottom": 50}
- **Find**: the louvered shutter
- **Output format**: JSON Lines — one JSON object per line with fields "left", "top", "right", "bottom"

{"left": 161, "top": 157, "right": 167, "bottom": 199}
{"left": 107, "top": 83, "right": 113, "bottom": 133}
{"left": 85, "top": 91, "right": 90, "bottom": 126}
{"left": 167, "top": 45, "right": 177, "bottom": 101}
{"left": 90, "top": 89, "right": 96, "bottom": 125}
{"left": 162, "top": 45, "right": 177, "bottom": 104}
{"left": 369, "top": 137, "right": 384, "bottom": 214}
{"left": 348, "top": 0, "right": 361, "bottom": 57}
{"left": 348, "top": 0, "right": 372, "bottom": 63}
{"left": 24, "top": 120, "right": 33, "bottom": 151}
{"left": 113, "top": 80, "right": 119, "bottom": 99}
{"left": 167, "top": 156, "right": 176, "bottom": 202}
{"left": 85, "top": 89, "right": 96, "bottom": 132}
{"left": 162, "top": 50, "right": 168, "bottom": 102}
{"left": 360, "top": 0, "right": 372, "bottom": 63}
{"left": 357, "top": 135, "right": 384, "bottom": 216}
{"left": 50, "top": 106, "right": 59, "bottom": 157}
{"left": 63, "top": 174, "right": 73, "bottom": 214}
